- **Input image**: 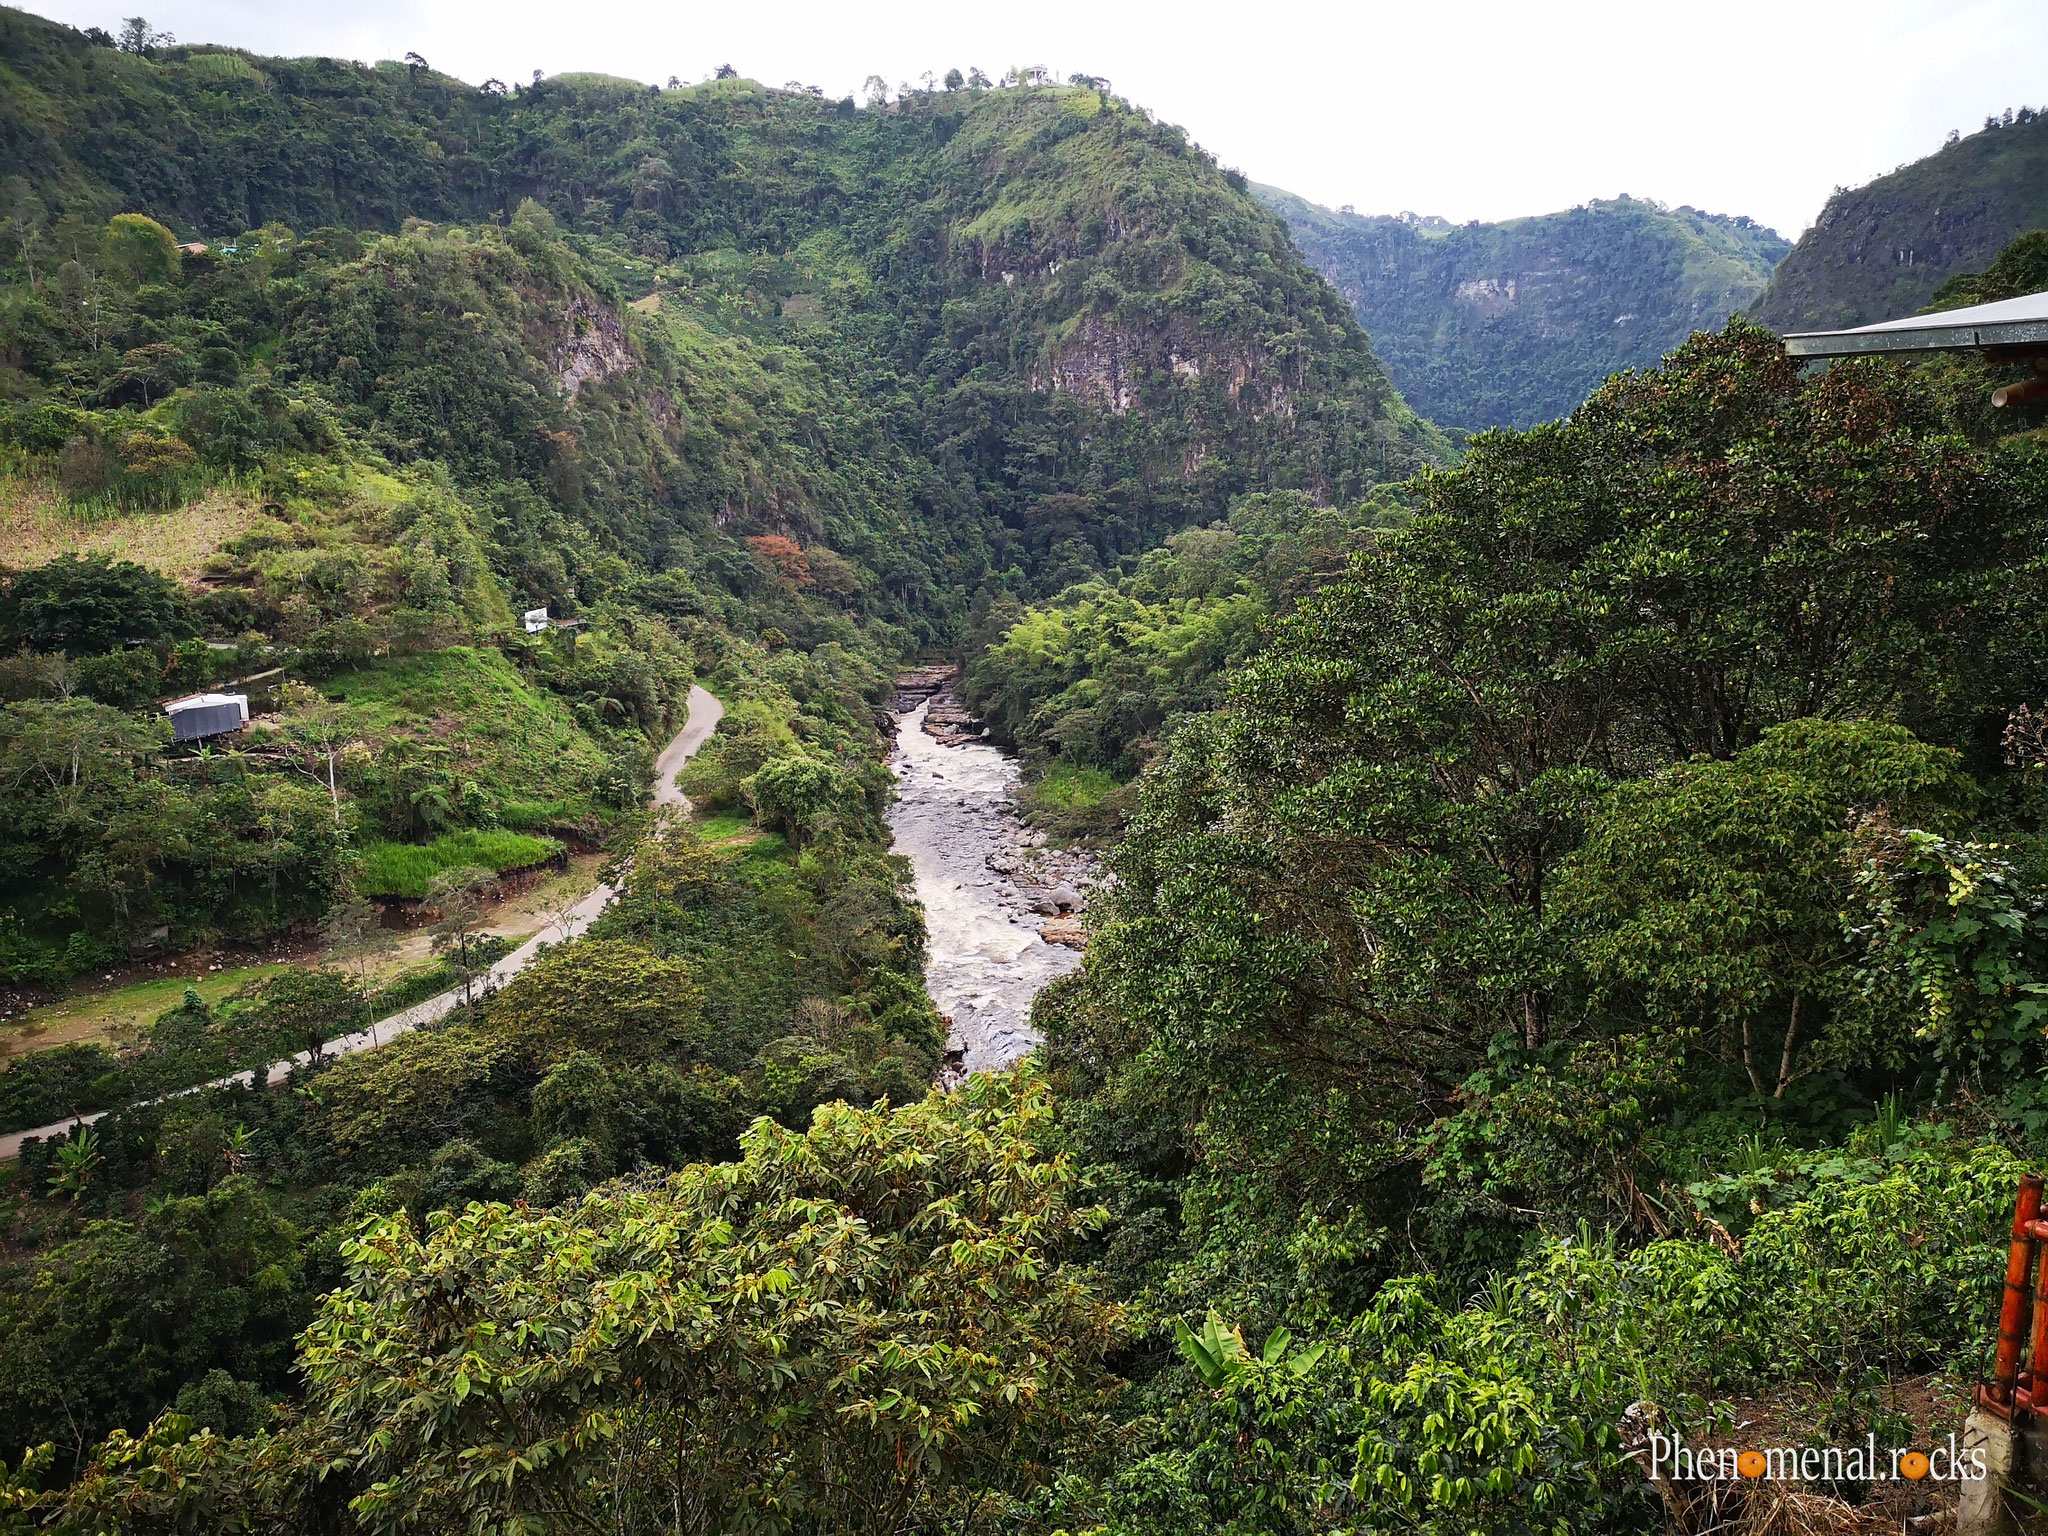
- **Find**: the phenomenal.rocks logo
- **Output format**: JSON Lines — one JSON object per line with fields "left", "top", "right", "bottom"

{"left": 1647, "top": 1432, "right": 1987, "bottom": 1483}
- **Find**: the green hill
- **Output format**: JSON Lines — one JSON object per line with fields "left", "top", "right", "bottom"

{"left": 1750, "top": 107, "right": 2048, "bottom": 333}
{"left": 0, "top": 9, "right": 1446, "bottom": 996}
{"left": 0, "top": 7, "right": 1445, "bottom": 599}
{"left": 1258, "top": 186, "right": 1788, "bottom": 430}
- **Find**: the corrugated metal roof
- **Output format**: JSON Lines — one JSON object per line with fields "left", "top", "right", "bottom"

{"left": 1783, "top": 290, "right": 2048, "bottom": 358}
{"left": 164, "top": 692, "right": 250, "bottom": 714}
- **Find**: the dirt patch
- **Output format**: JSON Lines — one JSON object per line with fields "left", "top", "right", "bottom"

{"left": 1645, "top": 1374, "right": 1974, "bottom": 1534}
{"left": 374, "top": 851, "right": 574, "bottom": 929}
{"left": 0, "top": 930, "right": 321, "bottom": 1061}
{"left": 0, "top": 477, "right": 261, "bottom": 583}
{"left": 0, "top": 855, "right": 607, "bottom": 1060}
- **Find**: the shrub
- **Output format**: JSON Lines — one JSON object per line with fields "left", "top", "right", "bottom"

{"left": 0, "top": 1043, "right": 119, "bottom": 1135}
{"left": 1, "top": 553, "right": 193, "bottom": 656}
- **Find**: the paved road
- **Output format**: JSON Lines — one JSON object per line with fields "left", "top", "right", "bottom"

{"left": 0, "top": 685, "right": 725, "bottom": 1161}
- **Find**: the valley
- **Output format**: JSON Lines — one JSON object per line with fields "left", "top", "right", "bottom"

{"left": 1, "top": 6, "right": 2048, "bottom": 1533}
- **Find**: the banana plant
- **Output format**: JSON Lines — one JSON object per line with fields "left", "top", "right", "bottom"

{"left": 1175, "top": 1308, "right": 1326, "bottom": 1389}
{"left": 47, "top": 1127, "right": 102, "bottom": 1204}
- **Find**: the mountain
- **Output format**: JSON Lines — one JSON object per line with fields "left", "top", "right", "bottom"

{"left": 0, "top": 6, "right": 1454, "bottom": 990}
{"left": 0, "top": 6, "right": 1460, "bottom": 1472}
{"left": 1750, "top": 107, "right": 2048, "bottom": 333}
{"left": 1257, "top": 187, "right": 1789, "bottom": 431}
{"left": 0, "top": 7, "right": 1447, "bottom": 607}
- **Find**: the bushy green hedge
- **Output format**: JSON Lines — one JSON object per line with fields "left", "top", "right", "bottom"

{"left": 353, "top": 831, "right": 563, "bottom": 898}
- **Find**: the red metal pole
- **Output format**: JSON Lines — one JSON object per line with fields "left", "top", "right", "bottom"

{"left": 1988, "top": 1173, "right": 2044, "bottom": 1415}
{"left": 2023, "top": 1224, "right": 2048, "bottom": 1412}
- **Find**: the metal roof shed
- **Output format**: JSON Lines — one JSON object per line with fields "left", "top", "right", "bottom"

{"left": 1783, "top": 291, "right": 2048, "bottom": 358}
{"left": 164, "top": 692, "right": 250, "bottom": 742}
{"left": 1782, "top": 290, "right": 2048, "bottom": 407}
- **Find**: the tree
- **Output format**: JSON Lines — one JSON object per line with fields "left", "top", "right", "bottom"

{"left": 124, "top": 1071, "right": 1115, "bottom": 1534}
{"left": 1846, "top": 816, "right": 2048, "bottom": 1081}
{"left": 5, "top": 179, "right": 48, "bottom": 289}
{"left": 377, "top": 738, "right": 455, "bottom": 839}
{"left": 1, "top": 553, "right": 193, "bottom": 657}
{"left": 713, "top": 62, "right": 737, "bottom": 79}
{"left": 943, "top": 67, "right": 964, "bottom": 91}
{"left": 102, "top": 214, "right": 179, "bottom": 287}
{"left": 46, "top": 1127, "right": 100, "bottom": 1204}
{"left": 0, "top": 1178, "right": 307, "bottom": 1474}
{"left": 742, "top": 754, "right": 842, "bottom": 851}
{"left": 862, "top": 73, "right": 888, "bottom": 106}
{"left": 745, "top": 532, "right": 813, "bottom": 588}
{"left": 321, "top": 894, "right": 396, "bottom": 1044}
{"left": 232, "top": 968, "right": 364, "bottom": 1066}
{"left": 424, "top": 864, "right": 494, "bottom": 1006}
{"left": 115, "top": 17, "right": 172, "bottom": 54}
{"left": 1559, "top": 719, "right": 1975, "bottom": 1099}
{"left": 272, "top": 680, "right": 355, "bottom": 823}
{"left": 0, "top": 697, "right": 163, "bottom": 821}
{"left": 482, "top": 937, "right": 699, "bottom": 1062}
{"left": 1043, "top": 321, "right": 2048, "bottom": 1283}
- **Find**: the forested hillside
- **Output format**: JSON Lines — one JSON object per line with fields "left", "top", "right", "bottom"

{"left": 1260, "top": 186, "right": 1787, "bottom": 429}
{"left": 1751, "top": 106, "right": 2048, "bottom": 332}
{"left": 0, "top": 4, "right": 1457, "bottom": 1515}
{"left": 968, "top": 309, "right": 2048, "bottom": 1534}
{"left": 11, "top": 5, "right": 2048, "bottom": 1531}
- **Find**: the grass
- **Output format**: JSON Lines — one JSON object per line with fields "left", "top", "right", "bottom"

{"left": 694, "top": 813, "right": 756, "bottom": 842}
{"left": 0, "top": 962, "right": 290, "bottom": 1059}
{"left": 324, "top": 647, "right": 612, "bottom": 814}
{"left": 355, "top": 830, "right": 564, "bottom": 898}
{"left": 1030, "top": 761, "right": 1122, "bottom": 809}
{"left": 501, "top": 798, "right": 590, "bottom": 831}
{"left": 0, "top": 471, "right": 262, "bottom": 580}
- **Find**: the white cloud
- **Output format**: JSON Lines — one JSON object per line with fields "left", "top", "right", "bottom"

{"left": 24, "top": 0, "right": 2048, "bottom": 235}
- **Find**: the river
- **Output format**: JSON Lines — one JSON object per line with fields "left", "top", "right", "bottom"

{"left": 886, "top": 692, "right": 1087, "bottom": 1074}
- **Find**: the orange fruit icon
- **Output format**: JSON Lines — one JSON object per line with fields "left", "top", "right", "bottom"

{"left": 1737, "top": 1451, "right": 1766, "bottom": 1478}
{"left": 1900, "top": 1452, "right": 1931, "bottom": 1480}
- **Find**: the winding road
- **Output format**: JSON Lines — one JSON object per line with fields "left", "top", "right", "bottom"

{"left": 0, "top": 685, "right": 725, "bottom": 1161}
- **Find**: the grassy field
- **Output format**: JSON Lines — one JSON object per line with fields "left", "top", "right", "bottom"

{"left": 0, "top": 962, "right": 291, "bottom": 1059}
{"left": 0, "top": 852, "right": 612, "bottom": 1065}
{"left": 693, "top": 813, "right": 755, "bottom": 842}
{"left": 355, "top": 830, "right": 565, "bottom": 898}
{"left": 1028, "top": 761, "right": 1122, "bottom": 809}
{"left": 0, "top": 472, "right": 262, "bottom": 580}
{"left": 324, "top": 647, "right": 612, "bottom": 820}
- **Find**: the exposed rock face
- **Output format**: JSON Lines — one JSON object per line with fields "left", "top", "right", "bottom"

{"left": 1025, "top": 316, "right": 1294, "bottom": 422}
{"left": 922, "top": 694, "right": 983, "bottom": 746}
{"left": 1454, "top": 276, "right": 1518, "bottom": 317}
{"left": 553, "top": 295, "right": 638, "bottom": 397}
{"left": 894, "top": 665, "right": 959, "bottom": 708}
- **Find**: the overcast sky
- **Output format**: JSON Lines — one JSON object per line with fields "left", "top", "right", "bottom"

{"left": 22, "top": 0, "right": 2048, "bottom": 237}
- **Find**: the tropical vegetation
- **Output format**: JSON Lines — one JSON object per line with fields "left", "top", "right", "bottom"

{"left": 4, "top": 6, "right": 2048, "bottom": 1531}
